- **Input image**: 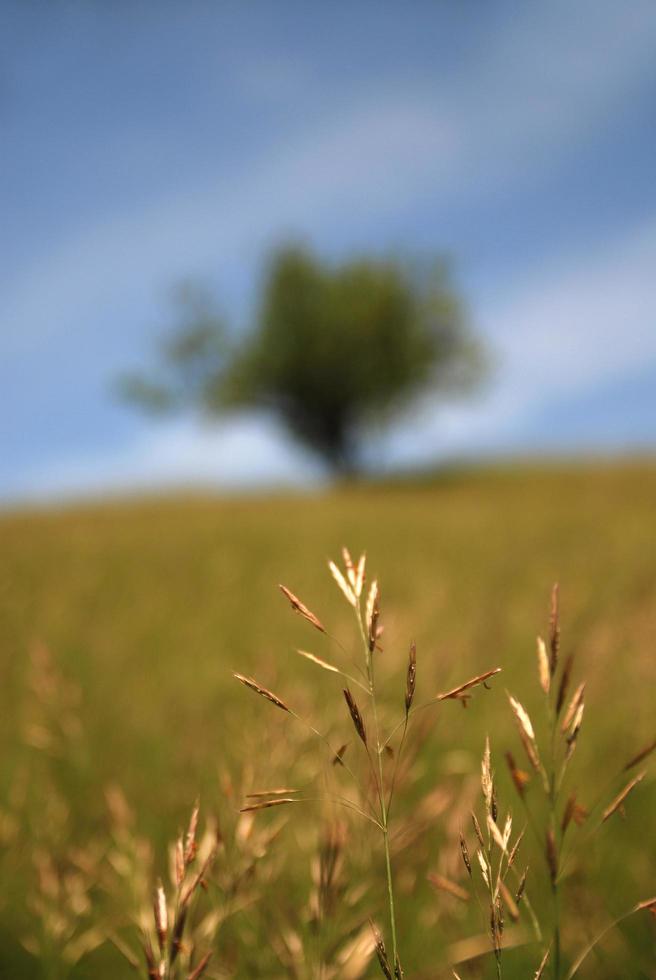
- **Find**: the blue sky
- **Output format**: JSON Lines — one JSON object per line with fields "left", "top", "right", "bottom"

{"left": 2, "top": 1, "right": 656, "bottom": 501}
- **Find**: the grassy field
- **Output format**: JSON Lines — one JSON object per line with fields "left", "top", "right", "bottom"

{"left": 1, "top": 461, "right": 654, "bottom": 978}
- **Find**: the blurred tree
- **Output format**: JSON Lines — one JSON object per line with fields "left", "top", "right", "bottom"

{"left": 119, "top": 246, "right": 485, "bottom": 475}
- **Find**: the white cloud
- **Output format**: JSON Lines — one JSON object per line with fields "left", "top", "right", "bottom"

{"left": 382, "top": 213, "right": 656, "bottom": 464}
{"left": 3, "top": 0, "right": 655, "bottom": 356}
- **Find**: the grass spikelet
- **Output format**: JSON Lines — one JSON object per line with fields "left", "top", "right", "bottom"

{"left": 328, "top": 559, "right": 357, "bottom": 606}
{"left": 405, "top": 642, "right": 416, "bottom": 716}
{"left": 507, "top": 828, "right": 524, "bottom": 868}
{"left": 505, "top": 750, "right": 530, "bottom": 797}
{"left": 239, "top": 797, "right": 298, "bottom": 813}
{"left": 515, "top": 867, "right": 528, "bottom": 904}
{"left": 175, "top": 835, "right": 185, "bottom": 887}
{"left": 459, "top": 831, "right": 472, "bottom": 876}
{"left": 154, "top": 880, "right": 167, "bottom": 952}
{"left": 481, "top": 736, "right": 493, "bottom": 815}
{"left": 296, "top": 649, "right": 340, "bottom": 673}
{"left": 184, "top": 801, "right": 199, "bottom": 865}
{"left": 534, "top": 945, "right": 551, "bottom": 979}
{"left": 233, "top": 673, "right": 290, "bottom": 712}
{"left": 365, "top": 579, "right": 380, "bottom": 652}
{"left": 278, "top": 584, "right": 326, "bottom": 633}
{"left": 601, "top": 771, "right": 646, "bottom": 822}
{"left": 437, "top": 667, "right": 502, "bottom": 703}
{"left": 561, "top": 682, "right": 585, "bottom": 733}
{"left": 355, "top": 552, "right": 366, "bottom": 598}
{"left": 343, "top": 687, "right": 367, "bottom": 745}
{"left": 549, "top": 582, "right": 560, "bottom": 675}
{"left": 623, "top": 737, "right": 656, "bottom": 772}
{"left": 476, "top": 849, "right": 489, "bottom": 887}
{"left": 471, "top": 812, "right": 485, "bottom": 848}
{"left": 537, "top": 636, "right": 550, "bottom": 694}
{"left": 370, "top": 920, "right": 393, "bottom": 979}
{"left": 508, "top": 694, "right": 541, "bottom": 771}
{"left": 556, "top": 652, "right": 575, "bottom": 716}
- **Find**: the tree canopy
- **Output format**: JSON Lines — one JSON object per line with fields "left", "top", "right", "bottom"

{"left": 120, "top": 246, "right": 485, "bottom": 474}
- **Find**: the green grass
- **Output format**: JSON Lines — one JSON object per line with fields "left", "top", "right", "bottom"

{"left": 1, "top": 460, "right": 655, "bottom": 978}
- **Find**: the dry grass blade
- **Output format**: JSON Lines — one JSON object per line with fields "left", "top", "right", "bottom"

{"left": 343, "top": 687, "right": 367, "bottom": 745}
{"left": 278, "top": 584, "right": 326, "bottom": 633}
{"left": 437, "top": 667, "right": 502, "bottom": 702}
{"left": 297, "top": 649, "right": 340, "bottom": 673}
{"left": 601, "top": 771, "right": 646, "bottom": 822}
{"left": 233, "top": 673, "right": 289, "bottom": 712}
{"left": 332, "top": 743, "right": 348, "bottom": 766}
{"left": 427, "top": 872, "right": 470, "bottom": 902}
{"left": 240, "top": 797, "right": 298, "bottom": 812}
{"left": 623, "top": 737, "right": 656, "bottom": 771}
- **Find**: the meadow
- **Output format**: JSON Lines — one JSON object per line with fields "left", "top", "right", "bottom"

{"left": 0, "top": 460, "right": 654, "bottom": 978}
